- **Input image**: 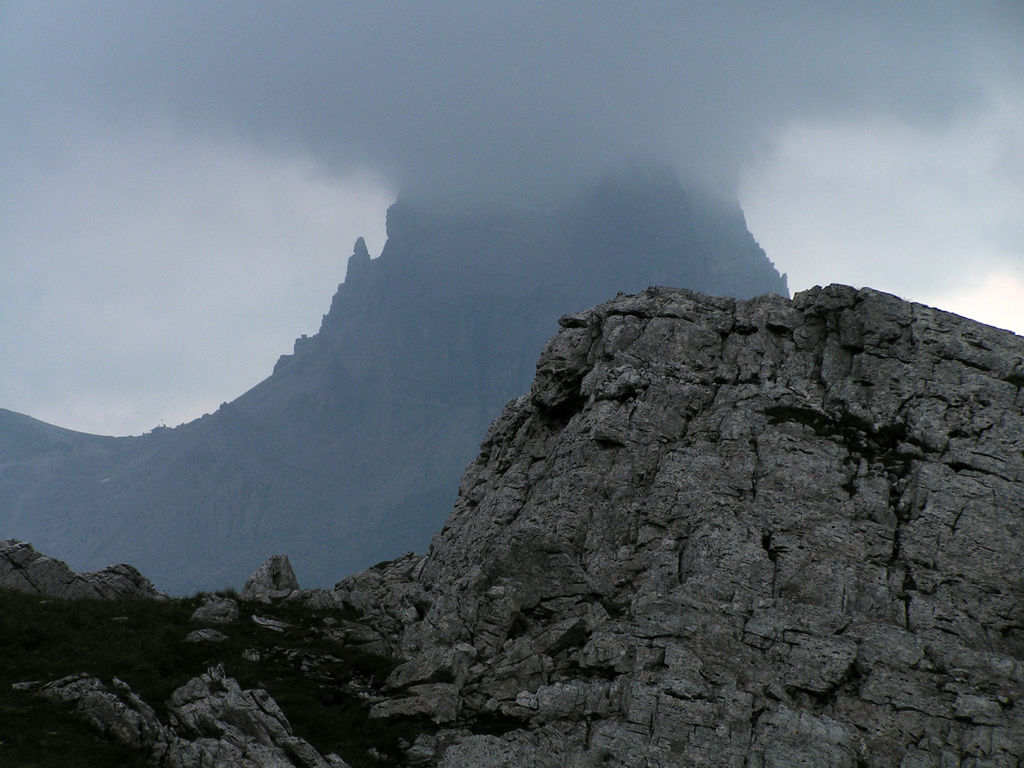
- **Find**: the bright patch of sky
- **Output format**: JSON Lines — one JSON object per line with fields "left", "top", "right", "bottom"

{"left": 740, "top": 80, "right": 1024, "bottom": 335}
{"left": 1, "top": 124, "right": 391, "bottom": 434}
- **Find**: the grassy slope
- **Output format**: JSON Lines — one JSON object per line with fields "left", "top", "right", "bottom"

{"left": 0, "top": 589, "right": 417, "bottom": 767}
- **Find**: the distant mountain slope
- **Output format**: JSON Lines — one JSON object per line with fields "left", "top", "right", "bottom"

{"left": 0, "top": 409, "right": 118, "bottom": 465}
{"left": 0, "top": 167, "right": 787, "bottom": 593}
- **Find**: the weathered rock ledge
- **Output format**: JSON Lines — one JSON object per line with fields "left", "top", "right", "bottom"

{"left": 336, "top": 284, "right": 1024, "bottom": 767}
{"left": 0, "top": 539, "right": 163, "bottom": 600}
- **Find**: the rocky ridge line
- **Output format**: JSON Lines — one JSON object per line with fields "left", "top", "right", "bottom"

{"left": 0, "top": 539, "right": 163, "bottom": 600}
{"left": 336, "top": 284, "right": 1024, "bottom": 766}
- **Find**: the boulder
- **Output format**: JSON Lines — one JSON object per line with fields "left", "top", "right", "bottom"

{"left": 242, "top": 554, "right": 299, "bottom": 603}
{"left": 190, "top": 595, "right": 240, "bottom": 625}
{"left": 183, "top": 628, "right": 229, "bottom": 643}
{"left": 251, "top": 614, "right": 291, "bottom": 633}
{"left": 368, "top": 683, "right": 461, "bottom": 724}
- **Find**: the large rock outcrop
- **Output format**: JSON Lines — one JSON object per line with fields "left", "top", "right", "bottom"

{"left": 337, "top": 285, "right": 1024, "bottom": 766}
{"left": 242, "top": 554, "right": 301, "bottom": 603}
{"left": 0, "top": 166, "right": 787, "bottom": 593}
{"left": 0, "top": 539, "right": 162, "bottom": 600}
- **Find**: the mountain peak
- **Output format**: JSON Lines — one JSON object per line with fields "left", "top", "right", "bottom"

{"left": 351, "top": 235, "right": 370, "bottom": 262}
{"left": 0, "top": 173, "right": 788, "bottom": 593}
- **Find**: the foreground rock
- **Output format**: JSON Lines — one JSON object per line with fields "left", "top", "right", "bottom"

{"left": 243, "top": 554, "right": 300, "bottom": 603}
{"left": 0, "top": 539, "right": 163, "bottom": 600}
{"left": 28, "top": 664, "right": 348, "bottom": 768}
{"left": 190, "top": 594, "right": 240, "bottom": 624}
{"left": 336, "top": 285, "right": 1024, "bottom": 767}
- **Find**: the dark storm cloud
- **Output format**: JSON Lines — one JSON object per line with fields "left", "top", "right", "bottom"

{"left": 2, "top": 1, "right": 1023, "bottom": 435}
{"left": 5, "top": 1, "right": 1020, "bottom": 209}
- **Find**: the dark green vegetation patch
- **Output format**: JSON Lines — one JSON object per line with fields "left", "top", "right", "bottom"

{"left": 0, "top": 589, "right": 416, "bottom": 767}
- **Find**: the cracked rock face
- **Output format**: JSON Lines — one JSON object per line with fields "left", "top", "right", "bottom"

{"left": 338, "top": 285, "right": 1024, "bottom": 767}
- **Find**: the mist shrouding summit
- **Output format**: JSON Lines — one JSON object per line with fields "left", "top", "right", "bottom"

{"left": 2, "top": 2, "right": 1022, "bottom": 436}
{"left": 4, "top": 2, "right": 1018, "bottom": 209}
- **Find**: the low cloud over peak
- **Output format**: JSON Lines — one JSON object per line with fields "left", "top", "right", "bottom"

{"left": 5, "top": 2, "right": 1019, "bottom": 207}
{"left": 2, "top": 2, "right": 1022, "bottom": 434}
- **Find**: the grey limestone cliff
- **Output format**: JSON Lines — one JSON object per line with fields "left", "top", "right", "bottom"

{"left": 336, "top": 285, "right": 1024, "bottom": 766}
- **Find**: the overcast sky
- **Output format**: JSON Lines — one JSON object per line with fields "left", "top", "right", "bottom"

{"left": 2, "top": 2, "right": 1023, "bottom": 436}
